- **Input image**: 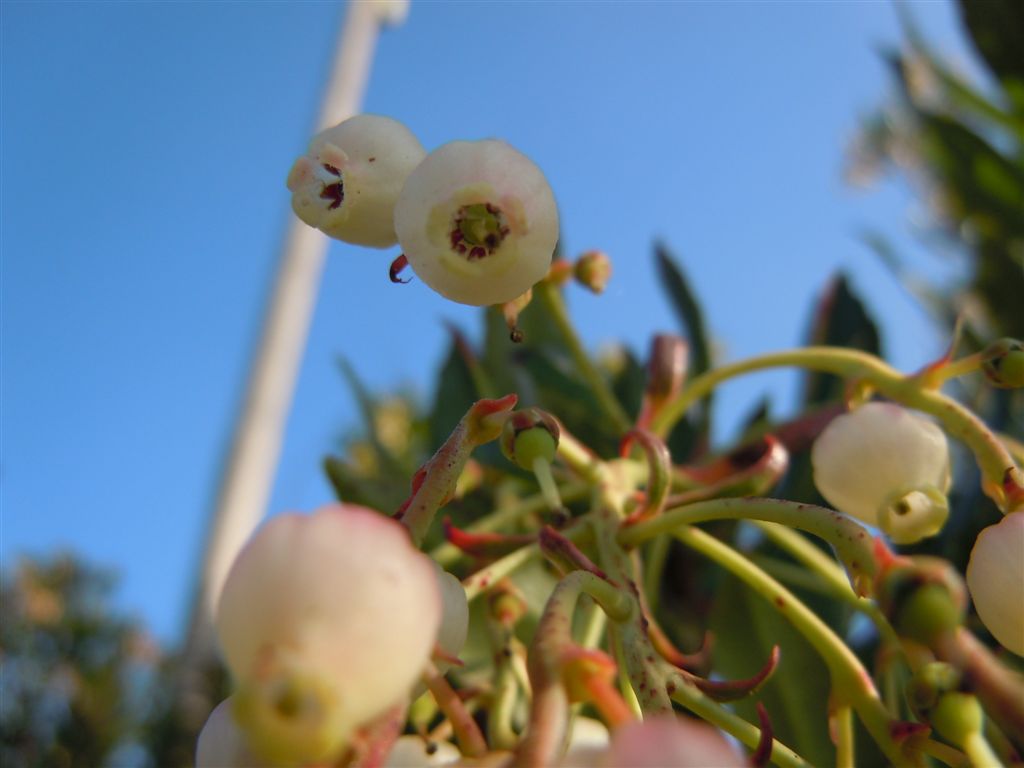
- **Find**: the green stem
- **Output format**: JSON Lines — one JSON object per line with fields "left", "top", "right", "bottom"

{"left": 650, "top": 347, "right": 1021, "bottom": 512}
{"left": 463, "top": 544, "right": 540, "bottom": 603}
{"left": 534, "top": 280, "right": 632, "bottom": 434}
{"left": 519, "top": 570, "right": 633, "bottom": 768}
{"left": 671, "top": 525, "right": 915, "bottom": 767}
{"left": 753, "top": 521, "right": 901, "bottom": 648}
{"left": 962, "top": 732, "right": 1004, "bottom": 768}
{"left": 620, "top": 498, "right": 880, "bottom": 597}
{"left": 665, "top": 671, "right": 813, "bottom": 768}
{"left": 833, "top": 705, "right": 855, "bottom": 768}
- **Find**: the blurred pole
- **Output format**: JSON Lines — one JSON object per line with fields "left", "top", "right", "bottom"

{"left": 180, "top": 0, "right": 409, "bottom": 718}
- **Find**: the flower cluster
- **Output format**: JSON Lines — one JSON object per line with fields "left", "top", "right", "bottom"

{"left": 288, "top": 115, "right": 559, "bottom": 306}
{"left": 198, "top": 111, "right": 1024, "bottom": 768}
{"left": 197, "top": 504, "right": 448, "bottom": 766}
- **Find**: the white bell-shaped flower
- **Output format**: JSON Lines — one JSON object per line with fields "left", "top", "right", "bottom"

{"left": 811, "top": 402, "right": 951, "bottom": 544}
{"left": 287, "top": 114, "right": 425, "bottom": 248}
{"left": 215, "top": 504, "right": 441, "bottom": 765}
{"left": 394, "top": 139, "right": 559, "bottom": 306}
{"left": 195, "top": 697, "right": 269, "bottom": 768}
{"left": 435, "top": 564, "right": 469, "bottom": 662}
{"left": 598, "top": 717, "right": 745, "bottom": 767}
{"left": 966, "top": 511, "right": 1024, "bottom": 656}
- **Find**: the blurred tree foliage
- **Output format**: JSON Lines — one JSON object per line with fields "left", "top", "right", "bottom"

{"left": 850, "top": 0, "right": 1023, "bottom": 342}
{"left": 0, "top": 556, "right": 163, "bottom": 767}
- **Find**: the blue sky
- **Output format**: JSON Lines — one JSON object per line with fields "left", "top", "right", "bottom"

{"left": 1, "top": 1, "right": 975, "bottom": 643}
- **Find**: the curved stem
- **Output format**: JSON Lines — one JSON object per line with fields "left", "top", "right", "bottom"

{"left": 671, "top": 524, "right": 915, "bottom": 766}
{"left": 650, "top": 347, "right": 1021, "bottom": 512}
{"left": 753, "top": 521, "right": 901, "bottom": 648}
{"left": 620, "top": 498, "right": 880, "bottom": 597}
{"left": 665, "top": 670, "right": 813, "bottom": 768}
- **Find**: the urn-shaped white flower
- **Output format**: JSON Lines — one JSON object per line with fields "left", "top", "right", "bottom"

{"left": 195, "top": 697, "right": 269, "bottom": 768}
{"left": 598, "top": 717, "right": 745, "bottom": 767}
{"left": 966, "top": 511, "right": 1024, "bottom": 656}
{"left": 394, "top": 139, "right": 559, "bottom": 306}
{"left": 215, "top": 504, "right": 441, "bottom": 765}
{"left": 287, "top": 115, "right": 426, "bottom": 247}
{"left": 811, "top": 402, "right": 951, "bottom": 544}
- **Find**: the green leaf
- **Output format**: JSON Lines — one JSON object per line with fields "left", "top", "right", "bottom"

{"left": 611, "top": 347, "right": 647, "bottom": 423}
{"left": 956, "top": 0, "right": 1024, "bottom": 90}
{"left": 801, "top": 273, "right": 882, "bottom": 407}
{"left": 655, "top": 243, "right": 713, "bottom": 377}
{"left": 655, "top": 243, "right": 714, "bottom": 459}
{"left": 708, "top": 569, "right": 836, "bottom": 768}
{"left": 428, "top": 338, "right": 479, "bottom": 450}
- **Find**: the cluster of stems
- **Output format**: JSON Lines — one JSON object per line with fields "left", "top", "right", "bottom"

{"left": 383, "top": 280, "right": 1024, "bottom": 768}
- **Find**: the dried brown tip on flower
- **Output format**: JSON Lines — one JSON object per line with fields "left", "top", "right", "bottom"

{"left": 573, "top": 250, "right": 612, "bottom": 294}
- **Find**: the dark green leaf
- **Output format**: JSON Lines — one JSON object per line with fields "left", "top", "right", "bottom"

{"left": 655, "top": 243, "right": 714, "bottom": 459}
{"left": 801, "top": 273, "right": 882, "bottom": 407}
{"left": 956, "top": 0, "right": 1024, "bottom": 89}
{"left": 709, "top": 569, "right": 836, "bottom": 768}
{"left": 428, "top": 338, "right": 479, "bottom": 449}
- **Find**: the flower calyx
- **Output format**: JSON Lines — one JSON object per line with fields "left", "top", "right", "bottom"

{"left": 875, "top": 556, "right": 967, "bottom": 647}
{"left": 981, "top": 338, "right": 1024, "bottom": 389}
{"left": 500, "top": 408, "right": 560, "bottom": 471}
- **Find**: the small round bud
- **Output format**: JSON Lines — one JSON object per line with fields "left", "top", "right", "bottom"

{"left": 499, "top": 408, "right": 560, "bottom": 470}
{"left": 287, "top": 114, "right": 425, "bottom": 247}
{"left": 907, "top": 662, "right": 961, "bottom": 722}
{"left": 981, "top": 338, "right": 1024, "bottom": 389}
{"left": 573, "top": 250, "right": 612, "bottom": 294}
{"left": 215, "top": 504, "right": 441, "bottom": 764}
{"left": 966, "top": 511, "right": 1024, "bottom": 656}
{"left": 876, "top": 557, "right": 967, "bottom": 646}
{"left": 930, "top": 692, "right": 984, "bottom": 748}
{"left": 394, "top": 139, "right": 559, "bottom": 306}
{"left": 812, "top": 403, "right": 951, "bottom": 542}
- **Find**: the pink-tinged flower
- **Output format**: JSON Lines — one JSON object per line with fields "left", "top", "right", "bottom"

{"left": 287, "top": 114, "right": 425, "bottom": 248}
{"left": 394, "top": 139, "right": 559, "bottom": 306}
{"left": 598, "top": 717, "right": 745, "bottom": 767}
{"left": 811, "top": 402, "right": 950, "bottom": 544}
{"left": 966, "top": 511, "right": 1024, "bottom": 656}
{"left": 215, "top": 504, "right": 441, "bottom": 765}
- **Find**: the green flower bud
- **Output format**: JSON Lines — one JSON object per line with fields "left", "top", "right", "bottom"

{"left": 981, "top": 338, "right": 1024, "bottom": 389}
{"left": 906, "top": 662, "right": 961, "bottom": 722}
{"left": 876, "top": 557, "right": 966, "bottom": 646}
{"left": 930, "top": 692, "right": 984, "bottom": 748}
{"left": 500, "top": 408, "right": 560, "bottom": 471}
